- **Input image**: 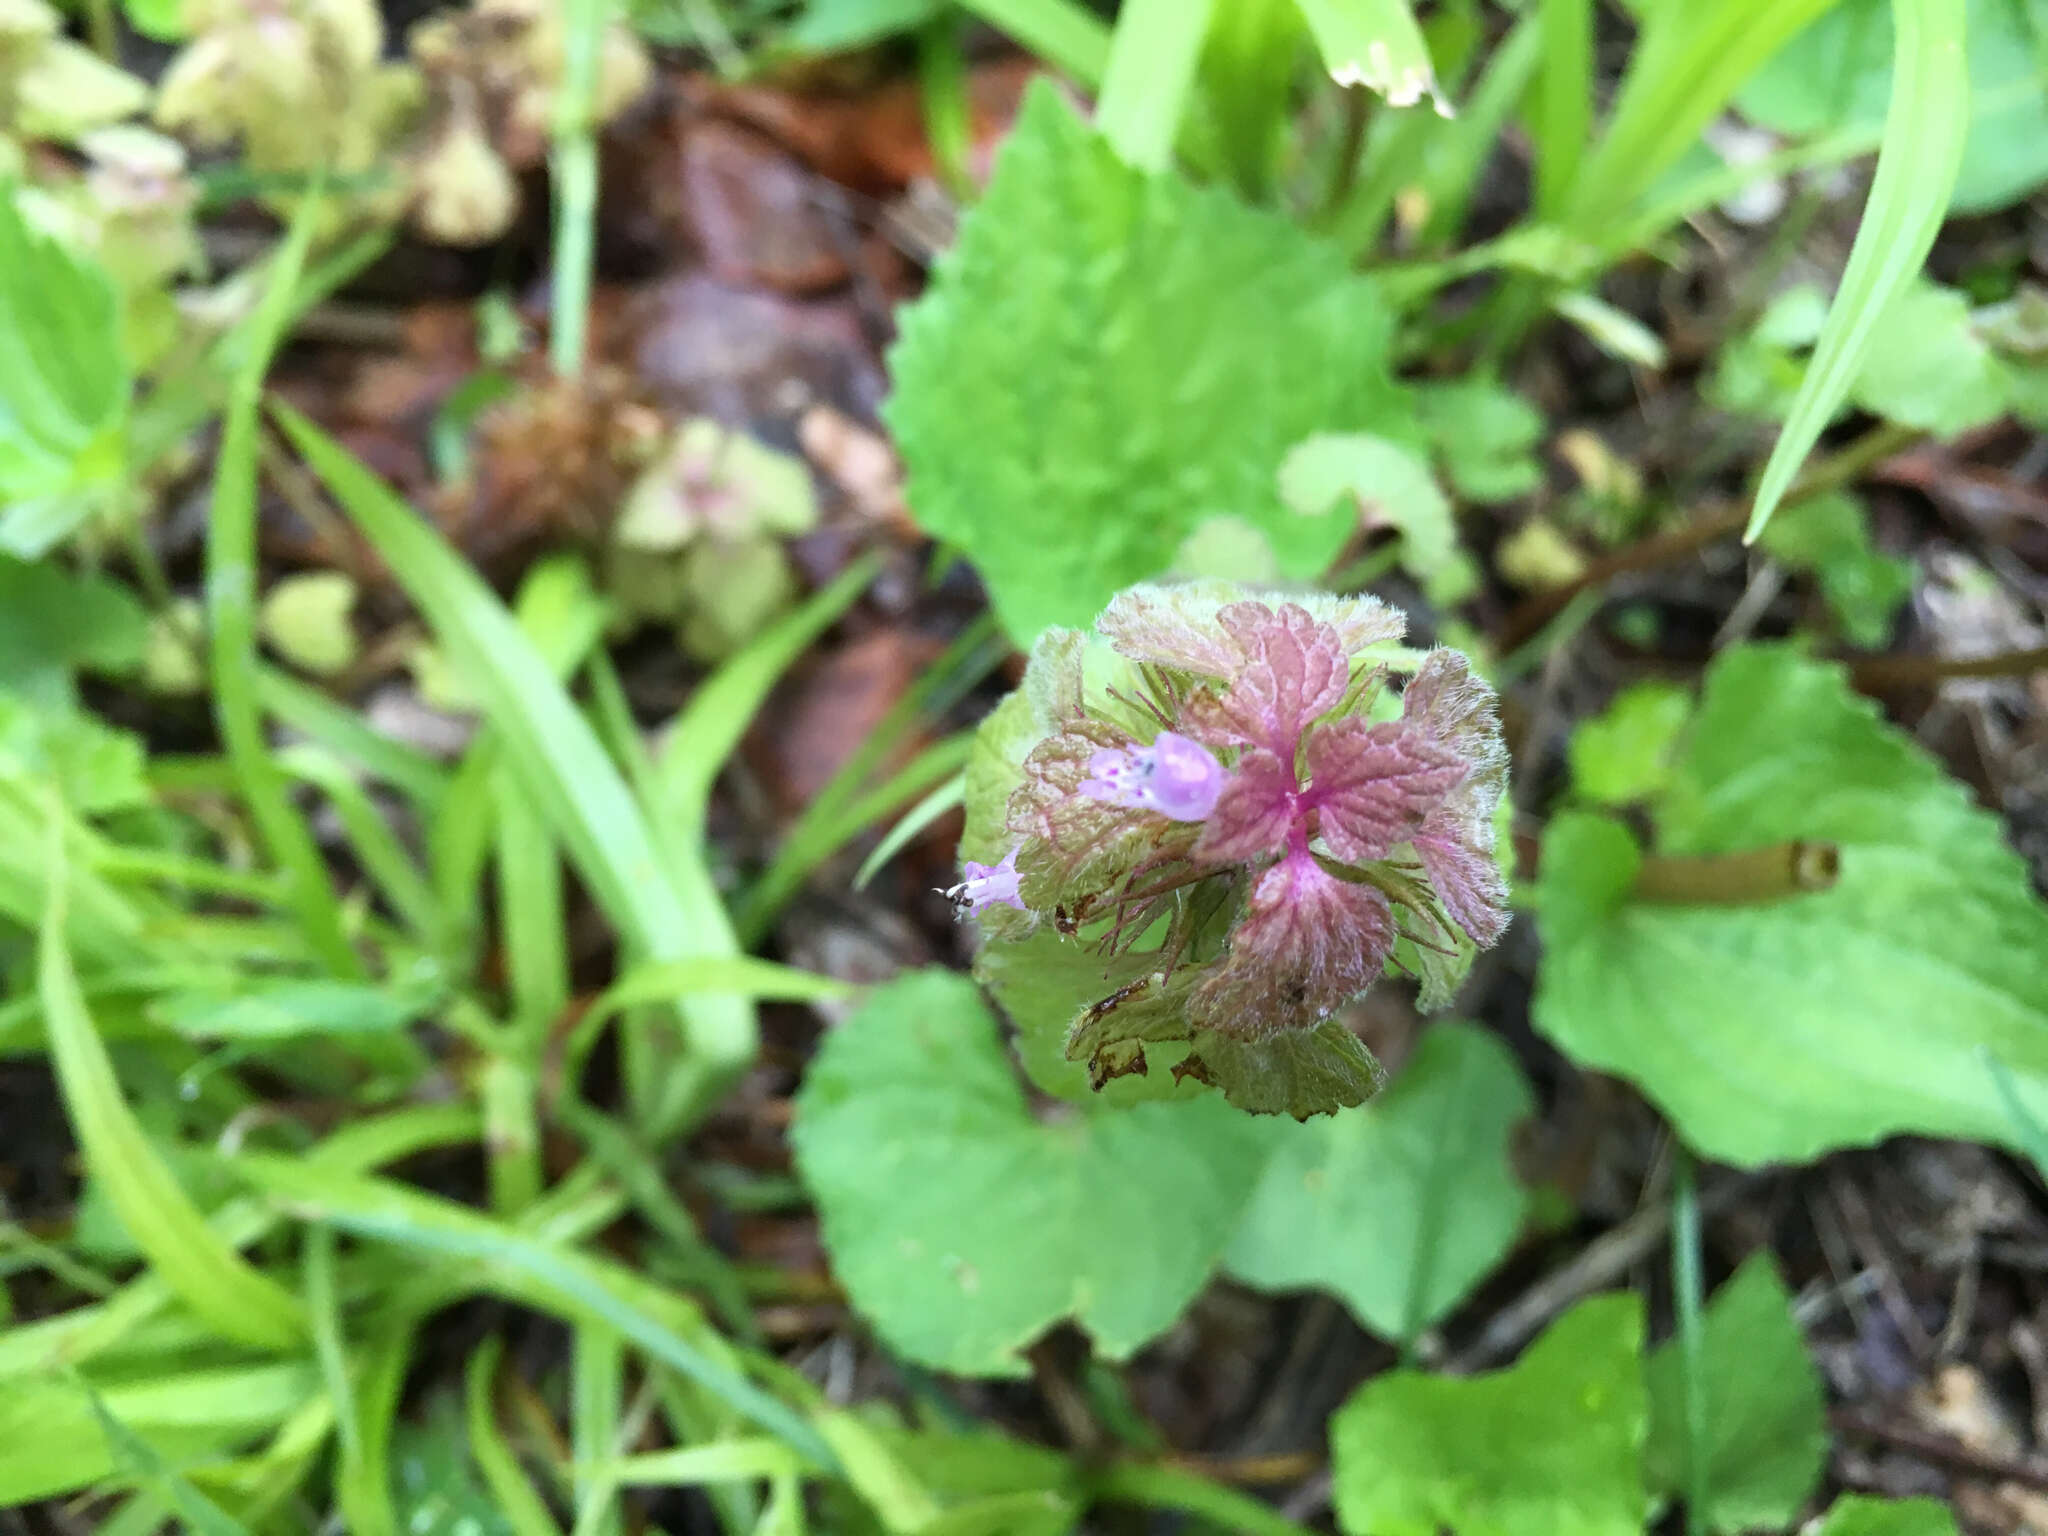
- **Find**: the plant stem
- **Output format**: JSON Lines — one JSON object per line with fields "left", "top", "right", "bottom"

{"left": 1090, "top": 1462, "right": 1315, "bottom": 1536}
{"left": 549, "top": 0, "right": 606, "bottom": 377}
{"left": 1672, "top": 1145, "right": 1709, "bottom": 1536}
{"left": 1849, "top": 642, "right": 2048, "bottom": 691}
{"left": 1631, "top": 841, "right": 1840, "bottom": 905}
{"left": 1495, "top": 421, "right": 1924, "bottom": 651}
{"left": 1516, "top": 832, "right": 1840, "bottom": 905}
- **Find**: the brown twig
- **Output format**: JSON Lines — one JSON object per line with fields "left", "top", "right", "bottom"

{"left": 1497, "top": 422, "right": 1925, "bottom": 651}
{"left": 1848, "top": 642, "right": 2048, "bottom": 692}
{"left": 1831, "top": 1408, "right": 2048, "bottom": 1494}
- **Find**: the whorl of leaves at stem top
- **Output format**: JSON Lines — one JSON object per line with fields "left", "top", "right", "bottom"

{"left": 954, "top": 581, "right": 1511, "bottom": 1118}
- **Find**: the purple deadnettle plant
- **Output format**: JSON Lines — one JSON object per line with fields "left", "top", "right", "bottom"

{"left": 956, "top": 582, "right": 1510, "bottom": 1118}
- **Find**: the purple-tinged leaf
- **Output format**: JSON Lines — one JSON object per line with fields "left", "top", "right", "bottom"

{"left": 1402, "top": 650, "right": 1511, "bottom": 945}
{"left": 1188, "top": 602, "right": 1350, "bottom": 756}
{"left": 1307, "top": 718, "right": 1468, "bottom": 865}
{"left": 1191, "top": 851, "right": 1396, "bottom": 1037}
{"left": 1194, "top": 748, "right": 1297, "bottom": 862}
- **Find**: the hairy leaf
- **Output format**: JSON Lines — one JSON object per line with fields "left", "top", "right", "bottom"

{"left": 886, "top": 83, "right": 1408, "bottom": 644}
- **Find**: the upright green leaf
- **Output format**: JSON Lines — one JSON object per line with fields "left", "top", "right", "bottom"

{"left": 0, "top": 1362, "right": 317, "bottom": 1505}
{"left": 0, "top": 186, "right": 129, "bottom": 549}
{"left": 792, "top": 970, "right": 1272, "bottom": 1376}
{"left": 40, "top": 828, "right": 306, "bottom": 1351}
{"left": 272, "top": 404, "right": 756, "bottom": 1111}
{"left": 208, "top": 192, "right": 361, "bottom": 977}
{"left": 886, "top": 82, "right": 1409, "bottom": 644}
{"left": 1329, "top": 1294, "right": 1649, "bottom": 1536}
{"left": 1746, "top": 0, "right": 1969, "bottom": 540}
{"left": 1535, "top": 645, "right": 2048, "bottom": 1165}
{"left": 1293, "top": 0, "right": 1444, "bottom": 108}
{"left": 1644, "top": 1255, "right": 1828, "bottom": 1533}
{"left": 1225, "top": 1024, "right": 1531, "bottom": 1341}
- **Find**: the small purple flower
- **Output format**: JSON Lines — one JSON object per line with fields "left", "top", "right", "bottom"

{"left": 1079, "top": 730, "right": 1227, "bottom": 821}
{"left": 944, "top": 846, "right": 1026, "bottom": 916}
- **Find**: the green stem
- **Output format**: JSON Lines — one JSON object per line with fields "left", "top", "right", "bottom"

{"left": 1631, "top": 842, "right": 1840, "bottom": 906}
{"left": 208, "top": 190, "right": 362, "bottom": 978}
{"left": 1671, "top": 1146, "right": 1709, "bottom": 1536}
{"left": 549, "top": 0, "right": 606, "bottom": 377}
{"left": 1089, "top": 1463, "right": 1314, "bottom": 1536}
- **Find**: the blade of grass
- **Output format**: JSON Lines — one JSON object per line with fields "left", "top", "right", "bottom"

{"left": 336, "top": 1297, "right": 418, "bottom": 1536}
{"left": 654, "top": 555, "right": 882, "bottom": 845}
{"left": 853, "top": 771, "right": 964, "bottom": 892}
{"left": 1087, "top": 1462, "right": 1313, "bottom": 1536}
{"left": 1671, "top": 1145, "right": 1709, "bottom": 1536}
{"left": 563, "top": 957, "right": 853, "bottom": 1087}
{"left": 1095, "top": 0, "right": 1218, "bottom": 170}
{"left": 258, "top": 667, "right": 450, "bottom": 813}
{"left": 599, "top": 1441, "right": 803, "bottom": 1486}
{"left": 551, "top": 1095, "right": 758, "bottom": 1339}
{"left": 466, "top": 1336, "right": 565, "bottom": 1536}
{"left": 207, "top": 187, "right": 361, "bottom": 978}
{"left": 1568, "top": 0, "right": 1840, "bottom": 229}
{"left": 573, "top": 1327, "right": 626, "bottom": 1536}
{"left": 1295, "top": 0, "right": 1444, "bottom": 109}
{"left": 304, "top": 1225, "right": 361, "bottom": 1472}
{"left": 230, "top": 1154, "right": 838, "bottom": 1471}
{"left": 0, "top": 1104, "right": 478, "bottom": 1380}
{"left": 1530, "top": 0, "right": 1592, "bottom": 218}
{"left": 1745, "top": 0, "right": 1969, "bottom": 542}
{"left": 39, "top": 818, "right": 306, "bottom": 1352}
{"left": 955, "top": 0, "right": 1110, "bottom": 86}
{"left": 736, "top": 730, "right": 975, "bottom": 945}
{"left": 271, "top": 405, "right": 756, "bottom": 1127}
{"left": 0, "top": 1363, "right": 318, "bottom": 1507}
{"left": 278, "top": 745, "right": 446, "bottom": 948}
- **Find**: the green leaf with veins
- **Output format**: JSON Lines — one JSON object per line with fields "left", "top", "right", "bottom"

{"left": 1535, "top": 644, "right": 2048, "bottom": 1166}
{"left": 1225, "top": 1023, "right": 1530, "bottom": 1340}
{"left": 1849, "top": 281, "right": 2007, "bottom": 436}
{"left": 792, "top": 969, "right": 1272, "bottom": 1376}
{"left": 1757, "top": 491, "right": 1914, "bottom": 648}
{"left": 1644, "top": 1254, "right": 1828, "bottom": 1533}
{"left": 1412, "top": 378, "right": 1546, "bottom": 505}
{"left": 886, "top": 82, "right": 1409, "bottom": 645}
{"left": 1330, "top": 1294, "right": 1649, "bottom": 1536}
{"left": 0, "top": 555, "right": 148, "bottom": 708}
{"left": 1568, "top": 680, "right": 1694, "bottom": 807}
{"left": 0, "top": 189, "right": 129, "bottom": 517}
{"left": 1279, "top": 433, "right": 1477, "bottom": 604}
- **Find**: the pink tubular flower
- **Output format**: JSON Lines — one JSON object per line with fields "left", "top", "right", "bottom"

{"left": 1080, "top": 730, "right": 1227, "bottom": 821}
{"left": 944, "top": 846, "right": 1026, "bottom": 916}
{"left": 957, "top": 582, "right": 1511, "bottom": 1116}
